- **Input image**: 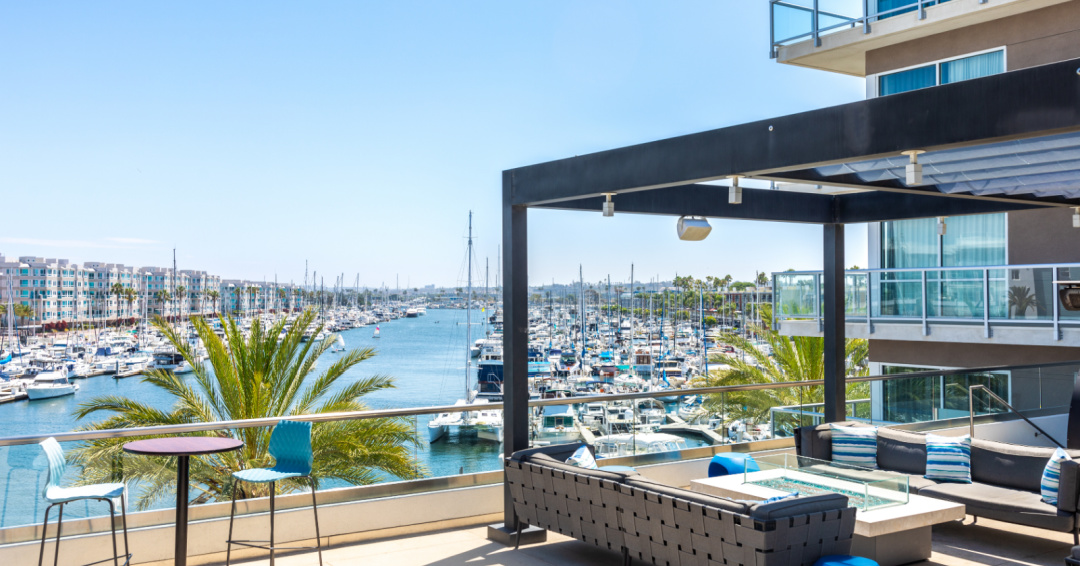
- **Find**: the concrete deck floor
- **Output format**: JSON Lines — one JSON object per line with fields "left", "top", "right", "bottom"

{"left": 219, "top": 514, "right": 1074, "bottom": 566}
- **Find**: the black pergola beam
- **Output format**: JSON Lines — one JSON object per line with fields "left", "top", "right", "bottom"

{"left": 509, "top": 57, "right": 1080, "bottom": 207}
{"left": 833, "top": 190, "right": 1049, "bottom": 223}
{"left": 532, "top": 184, "right": 835, "bottom": 224}
{"left": 530, "top": 182, "right": 1044, "bottom": 224}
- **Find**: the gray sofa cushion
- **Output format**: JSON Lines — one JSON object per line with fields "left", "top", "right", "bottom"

{"left": 919, "top": 482, "right": 1075, "bottom": 532}
{"left": 527, "top": 453, "right": 640, "bottom": 482}
{"left": 749, "top": 493, "right": 849, "bottom": 521}
{"left": 510, "top": 442, "right": 592, "bottom": 463}
{"left": 969, "top": 439, "right": 1078, "bottom": 493}
{"left": 623, "top": 477, "right": 751, "bottom": 515}
{"left": 903, "top": 474, "right": 940, "bottom": 494}
{"left": 877, "top": 427, "right": 927, "bottom": 475}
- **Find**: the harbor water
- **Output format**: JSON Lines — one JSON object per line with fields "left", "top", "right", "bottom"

{"left": 0, "top": 308, "right": 705, "bottom": 528}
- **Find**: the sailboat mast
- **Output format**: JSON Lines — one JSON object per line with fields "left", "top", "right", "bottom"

{"left": 466, "top": 211, "right": 473, "bottom": 402}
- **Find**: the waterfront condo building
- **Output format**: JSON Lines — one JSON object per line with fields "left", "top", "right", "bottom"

{"left": 769, "top": 0, "right": 1080, "bottom": 424}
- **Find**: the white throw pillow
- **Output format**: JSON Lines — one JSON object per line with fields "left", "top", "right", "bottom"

{"left": 1042, "top": 447, "right": 1073, "bottom": 505}
{"left": 830, "top": 424, "right": 878, "bottom": 469}
{"left": 566, "top": 445, "right": 598, "bottom": 470}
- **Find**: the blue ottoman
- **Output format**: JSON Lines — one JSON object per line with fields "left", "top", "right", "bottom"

{"left": 813, "top": 556, "right": 879, "bottom": 566}
{"left": 707, "top": 453, "right": 759, "bottom": 477}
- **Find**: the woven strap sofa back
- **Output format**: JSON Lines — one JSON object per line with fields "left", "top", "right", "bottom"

{"left": 505, "top": 457, "right": 856, "bottom": 566}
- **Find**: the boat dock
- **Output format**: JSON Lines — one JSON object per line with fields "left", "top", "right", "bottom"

{"left": 575, "top": 422, "right": 596, "bottom": 444}
{"left": 660, "top": 414, "right": 726, "bottom": 445}
{"left": 0, "top": 390, "right": 28, "bottom": 404}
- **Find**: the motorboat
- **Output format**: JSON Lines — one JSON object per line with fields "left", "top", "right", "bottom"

{"left": 593, "top": 432, "right": 688, "bottom": 458}
{"left": 26, "top": 371, "right": 79, "bottom": 400}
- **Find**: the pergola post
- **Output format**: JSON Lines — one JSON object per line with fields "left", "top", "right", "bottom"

{"left": 490, "top": 171, "right": 544, "bottom": 544}
{"left": 823, "top": 223, "right": 847, "bottom": 423}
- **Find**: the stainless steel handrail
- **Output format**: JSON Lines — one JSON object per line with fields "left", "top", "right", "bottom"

{"left": 1, "top": 359, "right": 1077, "bottom": 447}
{"left": 968, "top": 384, "right": 1066, "bottom": 449}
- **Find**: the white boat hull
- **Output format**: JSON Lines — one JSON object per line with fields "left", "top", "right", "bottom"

{"left": 27, "top": 384, "right": 78, "bottom": 400}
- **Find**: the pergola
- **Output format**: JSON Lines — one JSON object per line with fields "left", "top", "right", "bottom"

{"left": 498, "top": 57, "right": 1080, "bottom": 530}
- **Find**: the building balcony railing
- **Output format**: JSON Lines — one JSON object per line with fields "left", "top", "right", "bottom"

{"left": 773, "top": 262, "right": 1080, "bottom": 340}
{"left": 770, "top": 0, "right": 960, "bottom": 56}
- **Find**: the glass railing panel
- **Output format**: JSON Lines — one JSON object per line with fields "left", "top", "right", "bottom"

{"left": 774, "top": 273, "right": 818, "bottom": 319}
{"left": 845, "top": 273, "right": 868, "bottom": 316}
{"left": 772, "top": 1, "right": 815, "bottom": 45}
{"left": 1059, "top": 267, "right": 1080, "bottom": 321}
{"left": 926, "top": 269, "right": 983, "bottom": 319}
{"left": 873, "top": 271, "right": 922, "bottom": 317}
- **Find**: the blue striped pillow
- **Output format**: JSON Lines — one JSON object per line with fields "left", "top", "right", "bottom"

{"left": 925, "top": 434, "right": 971, "bottom": 483}
{"left": 830, "top": 425, "right": 878, "bottom": 469}
{"left": 1041, "top": 447, "right": 1072, "bottom": 505}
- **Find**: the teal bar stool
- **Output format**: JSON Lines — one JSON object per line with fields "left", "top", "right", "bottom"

{"left": 37, "top": 437, "right": 131, "bottom": 566}
{"left": 225, "top": 420, "right": 323, "bottom": 566}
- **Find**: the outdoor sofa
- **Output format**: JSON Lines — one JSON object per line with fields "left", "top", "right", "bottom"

{"left": 796, "top": 422, "right": 1080, "bottom": 543}
{"left": 505, "top": 442, "right": 857, "bottom": 566}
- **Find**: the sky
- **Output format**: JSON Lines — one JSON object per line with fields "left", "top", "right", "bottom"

{"left": 0, "top": 2, "right": 868, "bottom": 289}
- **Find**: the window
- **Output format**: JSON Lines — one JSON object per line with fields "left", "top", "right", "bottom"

{"left": 878, "top": 49, "right": 1004, "bottom": 96}
{"left": 881, "top": 213, "right": 1005, "bottom": 269}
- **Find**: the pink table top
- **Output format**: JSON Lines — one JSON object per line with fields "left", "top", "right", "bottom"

{"left": 123, "top": 437, "right": 243, "bottom": 456}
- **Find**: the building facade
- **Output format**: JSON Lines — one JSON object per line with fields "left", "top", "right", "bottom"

{"left": 769, "top": 0, "right": 1080, "bottom": 422}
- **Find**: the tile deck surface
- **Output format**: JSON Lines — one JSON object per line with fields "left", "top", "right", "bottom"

{"left": 220, "top": 515, "right": 1074, "bottom": 566}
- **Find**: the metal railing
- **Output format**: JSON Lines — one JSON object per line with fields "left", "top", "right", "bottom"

{"left": 773, "top": 262, "right": 1080, "bottom": 340}
{"left": 969, "top": 384, "right": 1065, "bottom": 448}
{"left": 0, "top": 359, "right": 1075, "bottom": 535}
{"left": 770, "top": 0, "right": 977, "bottom": 55}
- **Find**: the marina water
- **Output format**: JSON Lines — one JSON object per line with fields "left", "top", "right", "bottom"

{"left": 0, "top": 308, "right": 705, "bottom": 528}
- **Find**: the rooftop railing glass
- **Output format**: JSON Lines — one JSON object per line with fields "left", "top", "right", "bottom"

{"left": 770, "top": 0, "right": 957, "bottom": 55}
{"left": 0, "top": 360, "right": 1074, "bottom": 545}
{"left": 773, "top": 263, "right": 1080, "bottom": 336}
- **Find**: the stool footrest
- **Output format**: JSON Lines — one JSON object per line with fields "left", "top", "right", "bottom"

{"left": 83, "top": 553, "right": 132, "bottom": 566}
{"left": 227, "top": 539, "right": 319, "bottom": 552}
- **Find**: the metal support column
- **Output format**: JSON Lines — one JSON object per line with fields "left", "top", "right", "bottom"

{"left": 499, "top": 171, "right": 532, "bottom": 532}
{"left": 823, "top": 224, "right": 846, "bottom": 423}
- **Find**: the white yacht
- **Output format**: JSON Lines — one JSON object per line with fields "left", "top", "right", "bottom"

{"left": 593, "top": 432, "right": 688, "bottom": 458}
{"left": 26, "top": 371, "right": 79, "bottom": 400}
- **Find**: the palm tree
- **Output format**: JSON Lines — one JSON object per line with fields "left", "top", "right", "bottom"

{"left": 692, "top": 304, "right": 869, "bottom": 434}
{"left": 123, "top": 288, "right": 137, "bottom": 323}
{"left": 110, "top": 283, "right": 124, "bottom": 324}
{"left": 1008, "top": 285, "right": 1038, "bottom": 318}
{"left": 205, "top": 290, "right": 220, "bottom": 316}
{"left": 13, "top": 303, "right": 34, "bottom": 328}
{"left": 154, "top": 290, "right": 172, "bottom": 319}
{"left": 70, "top": 307, "right": 424, "bottom": 509}
{"left": 176, "top": 285, "right": 187, "bottom": 320}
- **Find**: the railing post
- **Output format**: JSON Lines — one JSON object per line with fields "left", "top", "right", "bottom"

{"left": 772, "top": 273, "right": 779, "bottom": 331}
{"left": 863, "top": 0, "right": 872, "bottom": 33}
{"left": 918, "top": 0, "right": 927, "bottom": 20}
{"left": 983, "top": 268, "right": 991, "bottom": 338}
{"left": 769, "top": 1, "right": 777, "bottom": 58}
{"left": 815, "top": 273, "right": 822, "bottom": 333}
{"left": 1054, "top": 266, "right": 1062, "bottom": 341}
{"left": 865, "top": 274, "right": 872, "bottom": 334}
{"left": 812, "top": 0, "right": 821, "bottom": 46}
{"left": 921, "top": 270, "right": 929, "bottom": 336}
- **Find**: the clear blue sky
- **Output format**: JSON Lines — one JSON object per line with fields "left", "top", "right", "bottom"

{"left": 0, "top": 2, "right": 867, "bottom": 289}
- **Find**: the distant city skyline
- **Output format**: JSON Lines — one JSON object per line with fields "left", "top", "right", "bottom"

{"left": 1, "top": 2, "right": 867, "bottom": 288}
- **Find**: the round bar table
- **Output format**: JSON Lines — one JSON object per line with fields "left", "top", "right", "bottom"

{"left": 124, "top": 437, "right": 243, "bottom": 566}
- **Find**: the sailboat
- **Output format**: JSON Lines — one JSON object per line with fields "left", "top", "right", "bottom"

{"left": 428, "top": 212, "right": 503, "bottom": 443}
{"left": 332, "top": 334, "right": 346, "bottom": 352}
{"left": 373, "top": 325, "right": 380, "bottom": 338}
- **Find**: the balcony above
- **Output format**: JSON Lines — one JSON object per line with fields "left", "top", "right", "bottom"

{"left": 773, "top": 263, "right": 1080, "bottom": 346}
{"left": 771, "top": 0, "right": 1070, "bottom": 76}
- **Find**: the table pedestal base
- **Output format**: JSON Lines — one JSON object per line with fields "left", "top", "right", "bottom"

{"left": 851, "top": 526, "right": 931, "bottom": 566}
